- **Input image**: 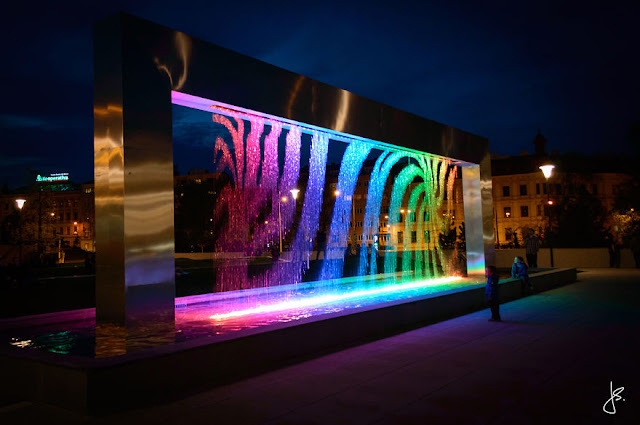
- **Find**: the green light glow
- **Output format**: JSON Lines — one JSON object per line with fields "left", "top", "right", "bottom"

{"left": 36, "top": 173, "right": 69, "bottom": 182}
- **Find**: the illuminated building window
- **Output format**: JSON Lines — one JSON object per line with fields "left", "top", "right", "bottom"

{"left": 503, "top": 186, "right": 510, "bottom": 197}
{"left": 520, "top": 185, "right": 527, "bottom": 196}
{"left": 520, "top": 205, "right": 529, "bottom": 217}
{"left": 504, "top": 207, "right": 511, "bottom": 218}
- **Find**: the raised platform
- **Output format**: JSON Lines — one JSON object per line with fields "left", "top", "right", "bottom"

{"left": 0, "top": 268, "right": 576, "bottom": 414}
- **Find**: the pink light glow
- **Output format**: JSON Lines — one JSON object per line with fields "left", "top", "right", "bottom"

{"left": 209, "top": 276, "right": 462, "bottom": 320}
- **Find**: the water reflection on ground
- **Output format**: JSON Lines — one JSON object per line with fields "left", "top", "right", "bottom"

{"left": 2, "top": 275, "right": 484, "bottom": 359}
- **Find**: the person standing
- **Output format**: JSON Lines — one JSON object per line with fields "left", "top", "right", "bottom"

{"left": 524, "top": 228, "right": 541, "bottom": 268}
{"left": 485, "top": 265, "right": 501, "bottom": 322}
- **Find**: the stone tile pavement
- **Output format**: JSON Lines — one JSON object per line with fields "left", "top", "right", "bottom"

{"left": 1, "top": 268, "right": 638, "bottom": 424}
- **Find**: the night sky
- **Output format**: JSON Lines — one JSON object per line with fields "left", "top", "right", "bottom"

{"left": 2, "top": 0, "right": 639, "bottom": 189}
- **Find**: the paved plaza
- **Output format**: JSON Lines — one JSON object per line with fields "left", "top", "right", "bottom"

{"left": 1, "top": 268, "right": 639, "bottom": 424}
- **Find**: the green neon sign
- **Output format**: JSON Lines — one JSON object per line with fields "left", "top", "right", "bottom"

{"left": 36, "top": 173, "right": 69, "bottom": 183}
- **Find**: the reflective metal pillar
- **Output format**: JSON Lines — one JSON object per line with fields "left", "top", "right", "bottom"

{"left": 462, "top": 156, "right": 495, "bottom": 276}
{"left": 94, "top": 14, "right": 175, "bottom": 343}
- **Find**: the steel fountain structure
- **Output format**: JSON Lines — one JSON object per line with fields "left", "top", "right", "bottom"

{"left": 93, "top": 13, "right": 495, "bottom": 348}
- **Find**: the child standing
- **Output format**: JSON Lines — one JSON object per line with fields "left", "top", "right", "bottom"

{"left": 485, "top": 265, "right": 501, "bottom": 322}
{"left": 511, "top": 256, "right": 533, "bottom": 291}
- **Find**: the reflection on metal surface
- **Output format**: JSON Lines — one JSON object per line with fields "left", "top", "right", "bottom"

{"left": 462, "top": 165, "right": 485, "bottom": 275}
{"left": 154, "top": 32, "right": 192, "bottom": 91}
{"left": 480, "top": 155, "right": 496, "bottom": 266}
{"left": 94, "top": 14, "right": 175, "bottom": 331}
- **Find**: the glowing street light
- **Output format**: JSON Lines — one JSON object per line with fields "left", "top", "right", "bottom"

{"left": 15, "top": 199, "right": 26, "bottom": 263}
{"left": 539, "top": 164, "right": 555, "bottom": 179}
{"left": 539, "top": 163, "right": 555, "bottom": 267}
{"left": 290, "top": 188, "right": 300, "bottom": 200}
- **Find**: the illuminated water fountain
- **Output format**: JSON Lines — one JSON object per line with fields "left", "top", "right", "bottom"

{"left": 0, "top": 14, "right": 497, "bottom": 412}
{"left": 179, "top": 94, "right": 464, "bottom": 297}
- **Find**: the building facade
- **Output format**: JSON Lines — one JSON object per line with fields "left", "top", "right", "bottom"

{"left": 491, "top": 132, "right": 632, "bottom": 247}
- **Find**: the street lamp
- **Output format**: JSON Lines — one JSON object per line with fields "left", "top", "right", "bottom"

{"left": 15, "top": 199, "right": 26, "bottom": 263}
{"left": 539, "top": 164, "right": 555, "bottom": 267}
{"left": 277, "top": 189, "right": 300, "bottom": 253}
{"left": 278, "top": 196, "right": 287, "bottom": 253}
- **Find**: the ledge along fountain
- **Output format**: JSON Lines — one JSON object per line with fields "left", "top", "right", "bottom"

{"left": 0, "top": 13, "right": 574, "bottom": 414}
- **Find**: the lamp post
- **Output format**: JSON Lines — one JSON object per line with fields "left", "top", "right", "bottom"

{"left": 278, "top": 189, "right": 300, "bottom": 253}
{"left": 15, "top": 199, "right": 26, "bottom": 263}
{"left": 539, "top": 164, "right": 555, "bottom": 267}
{"left": 278, "top": 196, "right": 287, "bottom": 253}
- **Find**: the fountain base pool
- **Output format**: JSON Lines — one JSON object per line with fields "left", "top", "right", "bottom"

{"left": 0, "top": 269, "right": 577, "bottom": 414}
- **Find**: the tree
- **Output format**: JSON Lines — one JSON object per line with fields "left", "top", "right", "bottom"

{"left": 174, "top": 175, "right": 228, "bottom": 252}
{"left": 612, "top": 178, "right": 640, "bottom": 246}
{"left": 546, "top": 186, "right": 609, "bottom": 247}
